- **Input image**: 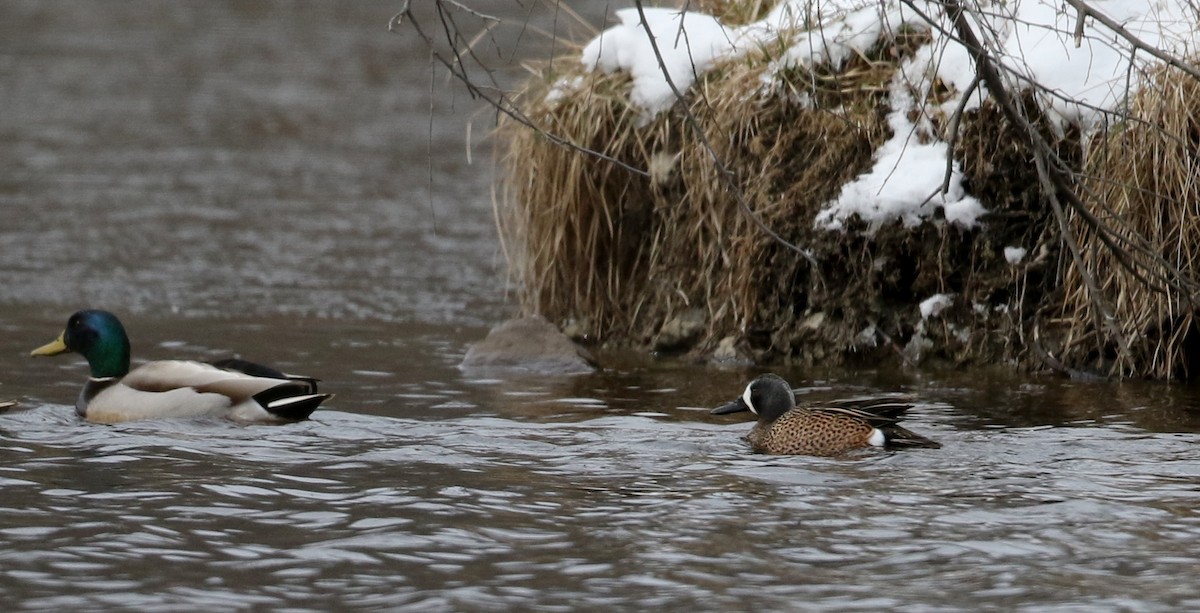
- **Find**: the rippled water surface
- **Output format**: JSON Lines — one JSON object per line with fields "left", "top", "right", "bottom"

{"left": 5, "top": 2, "right": 1200, "bottom": 611}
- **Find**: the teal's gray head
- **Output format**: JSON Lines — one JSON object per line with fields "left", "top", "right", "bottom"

{"left": 711, "top": 373, "right": 796, "bottom": 422}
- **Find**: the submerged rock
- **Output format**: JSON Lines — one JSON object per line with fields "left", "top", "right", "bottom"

{"left": 460, "top": 315, "right": 596, "bottom": 374}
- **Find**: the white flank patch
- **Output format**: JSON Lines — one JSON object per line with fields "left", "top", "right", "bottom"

{"left": 868, "top": 428, "right": 886, "bottom": 447}
{"left": 267, "top": 394, "right": 321, "bottom": 409}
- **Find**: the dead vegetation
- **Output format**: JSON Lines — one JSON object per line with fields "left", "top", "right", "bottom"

{"left": 497, "top": 25, "right": 1024, "bottom": 366}
{"left": 393, "top": 0, "right": 1200, "bottom": 379}
{"left": 1052, "top": 65, "right": 1200, "bottom": 379}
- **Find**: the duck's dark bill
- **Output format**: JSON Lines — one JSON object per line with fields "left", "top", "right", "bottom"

{"left": 711, "top": 398, "right": 749, "bottom": 415}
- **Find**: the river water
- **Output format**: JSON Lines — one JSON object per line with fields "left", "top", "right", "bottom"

{"left": 3, "top": 2, "right": 1200, "bottom": 611}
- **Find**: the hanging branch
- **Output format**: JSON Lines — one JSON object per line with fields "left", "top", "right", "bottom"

{"left": 931, "top": 1, "right": 1200, "bottom": 297}
{"left": 393, "top": 0, "right": 821, "bottom": 269}
{"left": 388, "top": 0, "right": 651, "bottom": 179}
{"left": 1064, "top": 0, "right": 1200, "bottom": 82}
{"left": 937, "top": 0, "right": 1131, "bottom": 361}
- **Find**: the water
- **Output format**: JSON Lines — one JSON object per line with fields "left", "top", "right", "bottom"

{"left": 4, "top": 2, "right": 1200, "bottom": 611}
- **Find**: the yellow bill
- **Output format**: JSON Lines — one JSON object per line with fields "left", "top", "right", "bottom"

{"left": 31, "top": 333, "right": 69, "bottom": 357}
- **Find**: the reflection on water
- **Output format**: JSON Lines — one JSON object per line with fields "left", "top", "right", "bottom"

{"left": 5, "top": 1, "right": 1200, "bottom": 611}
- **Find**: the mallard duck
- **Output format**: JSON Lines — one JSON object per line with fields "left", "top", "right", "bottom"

{"left": 712, "top": 373, "right": 940, "bottom": 456}
{"left": 31, "top": 309, "right": 331, "bottom": 423}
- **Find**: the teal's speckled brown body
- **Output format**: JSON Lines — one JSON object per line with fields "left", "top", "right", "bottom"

{"left": 713, "top": 374, "right": 941, "bottom": 456}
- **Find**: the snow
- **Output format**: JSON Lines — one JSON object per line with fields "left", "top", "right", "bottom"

{"left": 815, "top": 74, "right": 985, "bottom": 231}
{"left": 920, "top": 294, "right": 954, "bottom": 319}
{"left": 571, "top": 0, "right": 1200, "bottom": 231}
{"left": 581, "top": 8, "right": 737, "bottom": 115}
{"left": 1004, "top": 246, "right": 1028, "bottom": 264}
{"left": 760, "top": 1, "right": 930, "bottom": 72}
{"left": 907, "top": 1, "right": 1200, "bottom": 134}
{"left": 544, "top": 75, "right": 584, "bottom": 107}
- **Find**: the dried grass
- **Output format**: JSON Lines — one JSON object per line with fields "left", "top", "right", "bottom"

{"left": 498, "top": 26, "right": 941, "bottom": 355}
{"left": 683, "top": 0, "right": 777, "bottom": 25}
{"left": 1056, "top": 64, "right": 1200, "bottom": 379}
{"left": 498, "top": 13, "right": 1200, "bottom": 378}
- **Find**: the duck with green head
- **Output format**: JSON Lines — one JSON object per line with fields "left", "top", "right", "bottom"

{"left": 31, "top": 309, "right": 331, "bottom": 423}
{"left": 712, "top": 373, "right": 941, "bottom": 456}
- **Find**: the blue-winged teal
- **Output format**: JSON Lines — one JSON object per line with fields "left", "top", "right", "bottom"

{"left": 31, "top": 309, "right": 331, "bottom": 423}
{"left": 712, "top": 373, "right": 941, "bottom": 456}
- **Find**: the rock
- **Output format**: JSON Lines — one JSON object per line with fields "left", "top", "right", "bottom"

{"left": 653, "top": 308, "right": 706, "bottom": 351}
{"left": 710, "top": 335, "right": 752, "bottom": 366}
{"left": 460, "top": 315, "right": 596, "bottom": 374}
{"left": 560, "top": 317, "right": 591, "bottom": 342}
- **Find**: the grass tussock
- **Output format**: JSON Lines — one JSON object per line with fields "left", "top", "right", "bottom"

{"left": 497, "top": 10, "right": 1200, "bottom": 378}
{"left": 498, "top": 25, "right": 1000, "bottom": 362}
{"left": 1055, "top": 65, "right": 1200, "bottom": 379}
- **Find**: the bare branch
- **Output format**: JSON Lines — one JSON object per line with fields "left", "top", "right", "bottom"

{"left": 389, "top": 0, "right": 651, "bottom": 179}
{"left": 1064, "top": 0, "right": 1200, "bottom": 83}
{"left": 941, "top": 74, "right": 978, "bottom": 195}
{"left": 938, "top": 0, "right": 1128, "bottom": 360}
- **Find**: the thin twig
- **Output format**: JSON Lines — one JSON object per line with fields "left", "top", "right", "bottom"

{"left": 1064, "top": 0, "right": 1200, "bottom": 83}
{"left": 389, "top": 1, "right": 651, "bottom": 179}
{"left": 941, "top": 73, "right": 978, "bottom": 195}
